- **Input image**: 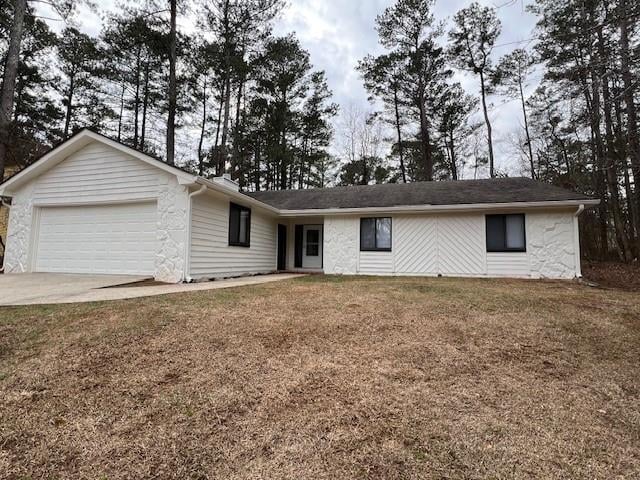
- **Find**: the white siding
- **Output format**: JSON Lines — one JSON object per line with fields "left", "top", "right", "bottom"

{"left": 358, "top": 251, "right": 394, "bottom": 274}
{"left": 189, "top": 192, "right": 277, "bottom": 279}
{"left": 486, "top": 253, "right": 530, "bottom": 277}
{"left": 394, "top": 216, "right": 437, "bottom": 274}
{"left": 436, "top": 215, "right": 485, "bottom": 275}
{"left": 32, "top": 142, "right": 161, "bottom": 205}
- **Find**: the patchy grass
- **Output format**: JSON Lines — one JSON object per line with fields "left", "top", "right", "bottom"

{"left": 1, "top": 276, "right": 639, "bottom": 479}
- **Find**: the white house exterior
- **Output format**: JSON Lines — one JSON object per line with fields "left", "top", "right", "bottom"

{"left": 0, "top": 130, "right": 598, "bottom": 283}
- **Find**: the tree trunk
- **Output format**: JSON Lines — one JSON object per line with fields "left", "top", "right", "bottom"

{"left": 141, "top": 62, "right": 150, "bottom": 151}
{"left": 619, "top": 0, "right": 640, "bottom": 254}
{"left": 213, "top": 82, "right": 224, "bottom": 146}
{"left": 166, "top": 0, "right": 177, "bottom": 166}
{"left": 517, "top": 75, "right": 535, "bottom": 179}
{"left": 449, "top": 128, "right": 458, "bottom": 180}
{"left": 418, "top": 94, "right": 432, "bottom": 181}
{"left": 133, "top": 46, "right": 142, "bottom": 149}
{"left": 198, "top": 77, "right": 207, "bottom": 176}
{"left": 218, "top": 0, "right": 232, "bottom": 175}
{"left": 117, "top": 81, "right": 125, "bottom": 142}
{"left": 583, "top": 82, "right": 609, "bottom": 258}
{"left": 615, "top": 95, "right": 639, "bottom": 256}
{"left": 597, "top": 26, "right": 631, "bottom": 261}
{"left": 393, "top": 87, "right": 406, "bottom": 183}
{"left": 63, "top": 74, "right": 75, "bottom": 137}
{"left": 231, "top": 73, "right": 244, "bottom": 181}
{"left": 0, "top": 0, "right": 26, "bottom": 182}
{"left": 479, "top": 70, "right": 495, "bottom": 178}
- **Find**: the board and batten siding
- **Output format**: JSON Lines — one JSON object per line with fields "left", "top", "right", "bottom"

{"left": 189, "top": 192, "right": 277, "bottom": 279}
{"left": 324, "top": 210, "right": 579, "bottom": 279}
{"left": 32, "top": 142, "right": 163, "bottom": 205}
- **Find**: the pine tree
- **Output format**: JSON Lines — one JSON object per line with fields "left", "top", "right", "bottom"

{"left": 491, "top": 48, "right": 536, "bottom": 178}
{"left": 448, "top": 2, "right": 501, "bottom": 178}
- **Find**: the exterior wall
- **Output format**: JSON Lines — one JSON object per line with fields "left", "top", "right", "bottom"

{"left": 323, "top": 216, "right": 358, "bottom": 274}
{"left": 31, "top": 142, "right": 160, "bottom": 204}
{"left": 2, "top": 141, "right": 189, "bottom": 282}
{"left": 4, "top": 181, "right": 36, "bottom": 273}
{"left": 527, "top": 211, "right": 577, "bottom": 278}
{"left": 0, "top": 166, "right": 19, "bottom": 248}
{"left": 156, "top": 176, "right": 189, "bottom": 283}
{"left": 322, "top": 209, "right": 579, "bottom": 279}
{"left": 189, "top": 191, "right": 277, "bottom": 279}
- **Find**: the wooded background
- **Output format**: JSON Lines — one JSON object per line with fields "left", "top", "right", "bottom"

{"left": 1, "top": 0, "right": 639, "bottom": 261}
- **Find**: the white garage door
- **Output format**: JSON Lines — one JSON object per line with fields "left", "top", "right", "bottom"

{"left": 35, "top": 202, "right": 157, "bottom": 275}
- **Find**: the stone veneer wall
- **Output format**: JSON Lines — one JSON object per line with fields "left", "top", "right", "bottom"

{"left": 323, "top": 216, "right": 358, "bottom": 274}
{"left": 3, "top": 182, "right": 35, "bottom": 273}
{"left": 526, "top": 211, "right": 577, "bottom": 279}
{"left": 155, "top": 176, "right": 189, "bottom": 283}
{"left": 1, "top": 166, "right": 19, "bottom": 254}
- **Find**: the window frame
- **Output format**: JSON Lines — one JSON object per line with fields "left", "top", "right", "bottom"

{"left": 305, "top": 228, "right": 320, "bottom": 257}
{"left": 485, "top": 213, "right": 526, "bottom": 253}
{"left": 228, "top": 202, "right": 251, "bottom": 248}
{"left": 360, "top": 217, "right": 392, "bottom": 252}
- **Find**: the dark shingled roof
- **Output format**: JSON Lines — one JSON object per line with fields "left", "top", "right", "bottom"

{"left": 246, "top": 178, "right": 594, "bottom": 210}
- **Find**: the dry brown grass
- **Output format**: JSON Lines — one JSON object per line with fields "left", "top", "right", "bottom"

{"left": 1, "top": 276, "right": 639, "bottom": 479}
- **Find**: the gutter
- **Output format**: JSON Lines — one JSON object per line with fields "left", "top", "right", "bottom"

{"left": 183, "top": 183, "right": 207, "bottom": 282}
{"left": 276, "top": 199, "right": 601, "bottom": 217}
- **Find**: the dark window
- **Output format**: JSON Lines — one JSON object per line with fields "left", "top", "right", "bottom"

{"left": 360, "top": 218, "right": 392, "bottom": 251}
{"left": 306, "top": 229, "right": 320, "bottom": 256}
{"left": 229, "top": 202, "right": 251, "bottom": 247}
{"left": 486, "top": 214, "right": 526, "bottom": 252}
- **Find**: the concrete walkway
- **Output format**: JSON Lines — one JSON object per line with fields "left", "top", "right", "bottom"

{"left": 0, "top": 273, "right": 305, "bottom": 306}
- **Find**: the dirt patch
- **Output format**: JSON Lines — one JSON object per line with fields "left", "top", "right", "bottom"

{"left": 0, "top": 276, "right": 639, "bottom": 479}
{"left": 582, "top": 260, "right": 640, "bottom": 291}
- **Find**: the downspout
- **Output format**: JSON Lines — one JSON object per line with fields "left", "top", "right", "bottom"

{"left": 183, "top": 183, "right": 207, "bottom": 282}
{"left": 0, "top": 197, "right": 11, "bottom": 273}
{"left": 573, "top": 204, "right": 585, "bottom": 278}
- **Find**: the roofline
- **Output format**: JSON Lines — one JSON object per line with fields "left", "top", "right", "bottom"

{"left": 0, "top": 129, "right": 198, "bottom": 196}
{"left": 276, "top": 199, "right": 600, "bottom": 217}
{"left": 194, "top": 177, "right": 281, "bottom": 215}
{"left": 0, "top": 130, "right": 598, "bottom": 215}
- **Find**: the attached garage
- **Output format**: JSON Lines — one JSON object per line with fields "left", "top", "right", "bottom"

{"left": 0, "top": 130, "right": 198, "bottom": 283}
{"left": 1, "top": 129, "right": 279, "bottom": 283}
{"left": 34, "top": 202, "right": 157, "bottom": 275}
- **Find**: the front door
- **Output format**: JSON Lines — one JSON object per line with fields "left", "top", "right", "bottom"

{"left": 302, "top": 225, "right": 322, "bottom": 269}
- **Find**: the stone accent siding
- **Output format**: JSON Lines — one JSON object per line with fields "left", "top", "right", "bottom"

{"left": 323, "top": 216, "right": 358, "bottom": 274}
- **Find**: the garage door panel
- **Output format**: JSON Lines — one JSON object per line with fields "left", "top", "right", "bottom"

{"left": 35, "top": 202, "right": 157, "bottom": 275}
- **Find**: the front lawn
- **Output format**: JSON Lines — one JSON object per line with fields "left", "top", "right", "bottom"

{"left": 1, "top": 276, "right": 639, "bottom": 479}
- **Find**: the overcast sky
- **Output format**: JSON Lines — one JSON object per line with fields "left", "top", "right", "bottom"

{"left": 41, "top": 0, "right": 540, "bottom": 178}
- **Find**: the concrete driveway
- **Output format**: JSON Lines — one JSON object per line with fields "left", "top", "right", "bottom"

{"left": 0, "top": 273, "right": 151, "bottom": 306}
{"left": 0, "top": 272, "right": 305, "bottom": 306}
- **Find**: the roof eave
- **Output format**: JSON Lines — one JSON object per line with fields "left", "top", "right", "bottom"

{"left": 194, "top": 178, "right": 281, "bottom": 215}
{"left": 276, "top": 199, "right": 600, "bottom": 217}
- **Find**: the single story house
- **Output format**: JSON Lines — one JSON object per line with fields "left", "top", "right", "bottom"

{"left": 0, "top": 129, "right": 598, "bottom": 283}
